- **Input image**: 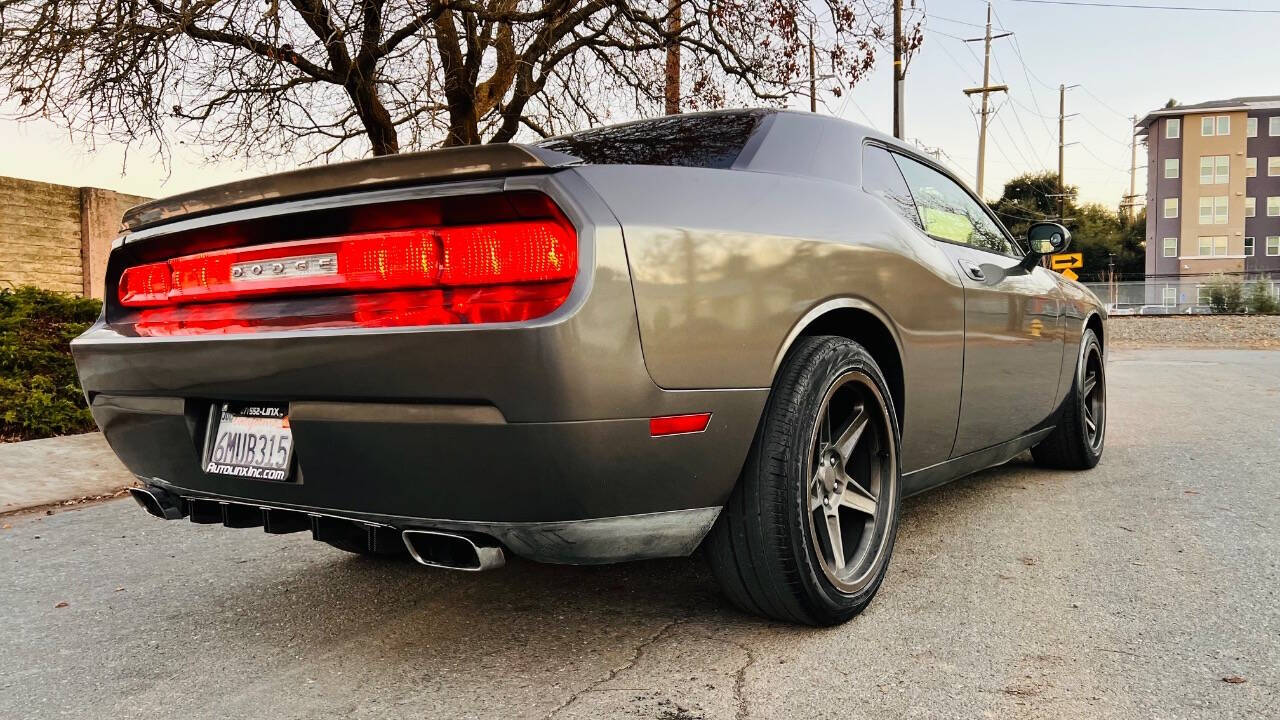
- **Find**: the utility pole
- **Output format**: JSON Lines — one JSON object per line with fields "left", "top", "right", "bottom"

{"left": 963, "top": 2, "right": 1011, "bottom": 198}
{"left": 1119, "top": 114, "right": 1141, "bottom": 220}
{"left": 893, "top": 0, "right": 904, "bottom": 136}
{"left": 1127, "top": 115, "right": 1137, "bottom": 219}
{"left": 664, "top": 0, "right": 680, "bottom": 115}
{"left": 1056, "top": 84, "right": 1079, "bottom": 220}
{"left": 809, "top": 22, "right": 817, "bottom": 113}
{"left": 1058, "top": 84, "right": 1066, "bottom": 221}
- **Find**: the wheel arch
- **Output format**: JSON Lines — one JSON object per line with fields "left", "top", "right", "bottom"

{"left": 771, "top": 299, "right": 906, "bottom": 431}
{"left": 1084, "top": 311, "right": 1105, "bottom": 351}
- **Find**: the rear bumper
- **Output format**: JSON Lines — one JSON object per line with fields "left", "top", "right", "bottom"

{"left": 91, "top": 392, "right": 763, "bottom": 527}
{"left": 134, "top": 482, "right": 721, "bottom": 565}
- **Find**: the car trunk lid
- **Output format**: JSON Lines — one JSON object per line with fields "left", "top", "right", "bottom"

{"left": 122, "top": 144, "right": 579, "bottom": 232}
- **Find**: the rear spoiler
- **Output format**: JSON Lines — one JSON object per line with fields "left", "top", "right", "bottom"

{"left": 122, "top": 144, "right": 580, "bottom": 232}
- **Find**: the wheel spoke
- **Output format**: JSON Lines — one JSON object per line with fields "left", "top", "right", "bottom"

{"left": 1084, "top": 412, "right": 1097, "bottom": 435}
{"left": 823, "top": 511, "right": 845, "bottom": 569}
{"left": 838, "top": 472, "right": 877, "bottom": 515}
{"left": 1082, "top": 372, "right": 1097, "bottom": 399}
{"left": 833, "top": 405, "right": 869, "bottom": 459}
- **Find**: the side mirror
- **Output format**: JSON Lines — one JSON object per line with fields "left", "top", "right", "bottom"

{"left": 1020, "top": 222, "right": 1071, "bottom": 269}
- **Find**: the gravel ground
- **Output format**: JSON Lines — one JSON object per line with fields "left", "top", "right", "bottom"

{"left": 1, "top": 347, "right": 1277, "bottom": 720}
{"left": 1109, "top": 315, "right": 1280, "bottom": 349}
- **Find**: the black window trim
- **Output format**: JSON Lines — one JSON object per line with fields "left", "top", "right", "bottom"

{"left": 863, "top": 139, "right": 1028, "bottom": 261}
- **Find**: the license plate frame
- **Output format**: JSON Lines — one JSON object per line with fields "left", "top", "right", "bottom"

{"left": 203, "top": 402, "right": 296, "bottom": 482}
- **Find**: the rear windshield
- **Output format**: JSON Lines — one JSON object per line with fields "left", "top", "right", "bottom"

{"left": 535, "top": 111, "right": 769, "bottom": 169}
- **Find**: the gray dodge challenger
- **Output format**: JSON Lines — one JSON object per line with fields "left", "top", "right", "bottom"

{"left": 72, "top": 109, "right": 1106, "bottom": 625}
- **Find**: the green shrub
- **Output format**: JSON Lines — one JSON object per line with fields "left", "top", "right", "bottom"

{"left": 1247, "top": 275, "right": 1279, "bottom": 315}
{"left": 0, "top": 286, "right": 101, "bottom": 440}
{"left": 1204, "top": 273, "right": 1244, "bottom": 313}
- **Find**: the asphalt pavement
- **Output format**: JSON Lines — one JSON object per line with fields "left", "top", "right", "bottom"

{"left": 1, "top": 347, "right": 1277, "bottom": 719}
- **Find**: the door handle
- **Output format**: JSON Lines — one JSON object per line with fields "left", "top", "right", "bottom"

{"left": 958, "top": 259, "right": 986, "bottom": 282}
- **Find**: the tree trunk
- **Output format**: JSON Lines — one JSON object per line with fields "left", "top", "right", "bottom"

{"left": 346, "top": 79, "right": 400, "bottom": 155}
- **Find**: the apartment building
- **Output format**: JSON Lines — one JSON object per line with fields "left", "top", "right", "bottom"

{"left": 1139, "top": 96, "right": 1280, "bottom": 307}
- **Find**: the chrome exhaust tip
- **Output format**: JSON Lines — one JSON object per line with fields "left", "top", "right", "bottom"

{"left": 128, "top": 487, "right": 185, "bottom": 520}
{"left": 401, "top": 529, "right": 505, "bottom": 571}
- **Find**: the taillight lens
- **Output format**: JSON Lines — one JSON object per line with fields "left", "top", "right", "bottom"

{"left": 116, "top": 202, "right": 577, "bottom": 335}
{"left": 118, "top": 262, "right": 172, "bottom": 307}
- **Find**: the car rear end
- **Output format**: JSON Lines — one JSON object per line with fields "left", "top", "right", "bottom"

{"left": 72, "top": 143, "right": 764, "bottom": 568}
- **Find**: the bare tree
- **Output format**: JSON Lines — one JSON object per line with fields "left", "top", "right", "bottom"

{"left": 0, "top": 0, "right": 917, "bottom": 162}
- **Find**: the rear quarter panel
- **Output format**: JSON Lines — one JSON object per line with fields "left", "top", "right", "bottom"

{"left": 575, "top": 164, "right": 968, "bottom": 472}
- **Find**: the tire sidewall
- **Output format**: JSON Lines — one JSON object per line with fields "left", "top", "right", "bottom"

{"left": 782, "top": 339, "right": 902, "bottom": 619}
{"left": 1074, "top": 330, "right": 1105, "bottom": 463}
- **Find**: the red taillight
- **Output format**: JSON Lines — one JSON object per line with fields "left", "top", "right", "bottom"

{"left": 118, "top": 262, "right": 172, "bottom": 307}
{"left": 117, "top": 201, "right": 577, "bottom": 334}
{"left": 649, "top": 413, "right": 712, "bottom": 437}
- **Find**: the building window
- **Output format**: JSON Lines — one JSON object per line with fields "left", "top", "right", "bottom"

{"left": 1163, "top": 287, "right": 1177, "bottom": 306}
{"left": 1248, "top": 117, "right": 1258, "bottom": 137}
{"left": 1164, "top": 198, "right": 1178, "bottom": 218}
{"left": 1196, "top": 286, "right": 1213, "bottom": 305}
{"left": 1197, "top": 236, "right": 1229, "bottom": 256}
{"left": 1245, "top": 237, "right": 1255, "bottom": 256}
{"left": 1269, "top": 197, "right": 1280, "bottom": 217}
{"left": 1269, "top": 236, "right": 1280, "bottom": 256}
{"left": 1271, "top": 117, "right": 1280, "bottom": 136}
{"left": 1202, "top": 115, "right": 1230, "bottom": 136}
{"left": 1167, "top": 118, "right": 1180, "bottom": 139}
{"left": 1199, "top": 196, "right": 1228, "bottom": 225}
{"left": 1247, "top": 157, "right": 1257, "bottom": 177}
{"left": 1163, "top": 237, "right": 1177, "bottom": 257}
{"left": 1246, "top": 197, "right": 1256, "bottom": 217}
{"left": 1164, "top": 158, "right": 1179, "bottom": 179}
{"left": 1269, "top": 157, "right": 1280, "bottom": 177}
{"left": 1200, "top": 155, "right": 1229, "bottom": 184}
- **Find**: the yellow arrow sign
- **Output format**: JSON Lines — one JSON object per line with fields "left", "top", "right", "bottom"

{"left": 1050, "top": 252, "right": 1083, "bottom": 271}
{"left": 1060, "top": 267, "right": 1079, "bottom": 281}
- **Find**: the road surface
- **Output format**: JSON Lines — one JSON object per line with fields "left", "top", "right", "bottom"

{"left": 2, "top": 348, "right": 1277, "bottom": 719}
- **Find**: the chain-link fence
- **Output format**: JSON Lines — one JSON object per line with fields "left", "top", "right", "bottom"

{"left": 1081, "top": 278, "right": 1280, "bottom": 315}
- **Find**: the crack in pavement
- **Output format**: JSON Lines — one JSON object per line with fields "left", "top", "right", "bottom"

{"left": 730, "top": 641, "right": 757, "bottom": 720}
{"left": 542, "top": 616, "right": 688, "bottom": 720}
{"left": 674, "top": 630, "right": 759, "bottom": 720}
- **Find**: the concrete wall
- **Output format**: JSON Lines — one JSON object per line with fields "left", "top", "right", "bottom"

{"left": 0, "top": 176, "right": 149, "bottom": 298}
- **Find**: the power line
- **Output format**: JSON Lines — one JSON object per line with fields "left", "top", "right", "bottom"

{"left": 927, "top": 30, "right": 981, "bottom": 83}
{"left": 1078, "top": 113, "right": 1131, "bottom": 147}
{"left": 1078, "top": 85, "right": 1130, "bottom": 119}
{"left": 927, "top": 13, "right": 1011, "bottom": 31}
{"left": 989, "top": 52, "right": 1054, "bottom": 170}
{"left": 1077, "top": 141, "right": 1129, "bottom": 172}
{"left": 990, "top": 7, "right": 1061, "bottom": 151}
{"left": 1009, "top": 0, "right": 1280, "bottom": 11}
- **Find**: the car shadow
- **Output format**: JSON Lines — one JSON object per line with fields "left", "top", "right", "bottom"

{"left": 159, "top": 453, "right": 1050, "bottom": 642}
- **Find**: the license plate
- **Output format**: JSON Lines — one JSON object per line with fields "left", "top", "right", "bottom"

{"left": 204, "top": 403, "right": 294, "bottom": 481}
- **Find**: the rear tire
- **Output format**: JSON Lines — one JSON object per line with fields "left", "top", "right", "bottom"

{"left": 705, "top": 336, "right": 902, "bottom": 626}
{"left": 1032, "top": 328, "right": 1105, "bottom": 470}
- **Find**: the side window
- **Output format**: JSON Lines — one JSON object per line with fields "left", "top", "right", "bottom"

{"left": 891, "top": 153, "right": 1016, "bottom": 256}
{"left": 861, "top": 145, "right": 921, "bottom": 229}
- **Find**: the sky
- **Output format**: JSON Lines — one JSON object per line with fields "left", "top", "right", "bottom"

{"left": 1, "top": 0, "right": 1278, "bottom": 207}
